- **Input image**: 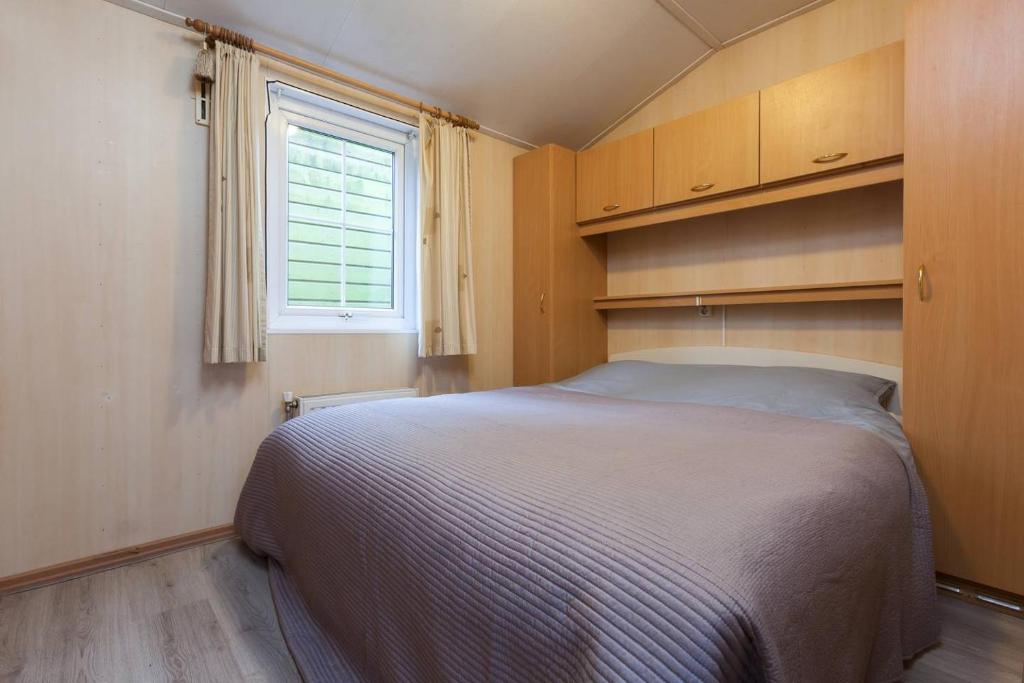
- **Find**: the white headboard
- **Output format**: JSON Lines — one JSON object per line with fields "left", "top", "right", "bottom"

{"left": 610, "top": 346, "right": 903, "bottom": 413}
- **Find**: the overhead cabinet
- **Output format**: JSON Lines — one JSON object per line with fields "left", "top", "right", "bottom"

{"left": 760, "top": 41, "right": 904, "bottom": 184}
{"left": 576, "top": 42, "right": 905, "bottom": 227}
{"left": 653, "top": 93, "right": 760, "bottom": 205}
{"left": 575, "top": 129, "right": 653, "bottom": 222}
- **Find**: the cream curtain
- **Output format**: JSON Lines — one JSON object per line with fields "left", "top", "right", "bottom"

{"left": 418, "top": 113, "right": 477, "bottom": 357}
{"left": 203, "top": 42, "right": 266, "bottom": 363}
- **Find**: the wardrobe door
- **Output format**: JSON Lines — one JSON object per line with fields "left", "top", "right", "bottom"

{"left": 575, "top": 130, "right": 654, "bottom": 222}
{"left": 904, "top": 0, "right": 1024, "bottom": 594}
{"left": 549, "top": 146, "right": 606, "bottom": 381}
{"left": 653, "top": 93, "right": 760, "bottom": 205}
{"left": 513, "top": 147, "right": 553, "bottom": 386}
{"left": 760, "top": 42, "right": 904, "bottom": 183}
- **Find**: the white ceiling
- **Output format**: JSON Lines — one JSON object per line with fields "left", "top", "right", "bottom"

{"left": 124, "top": 0, "right": 832, "bottom": 149}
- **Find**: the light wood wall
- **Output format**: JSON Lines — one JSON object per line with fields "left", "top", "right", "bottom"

{"left": 601, "top": 0, "right": 906, "bottom": 367}
{"left": 602, "top": 0, "right": 906, "bottom": 144}
{"left": 0, "top": 0, "right": 520, "bottom": 578}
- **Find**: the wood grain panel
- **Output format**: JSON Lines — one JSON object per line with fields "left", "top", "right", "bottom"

{"left": 904, "top": 0, "right": 1024, "bottom": 595}
{"left": 0, "top": 0, "right": 271, "bottom": 582}
{"left": 699, "top": 283, "right": 899, "bottom": 306}
{"left": 608, "top": 308, "right": 724, "bottom": 356}
{"left": 609, "top": 300, "right": 903, "bottom": 367}
{"left": 604, "top": 181, "right": 903, "bottom": 366}
{"left": 576, "top": 130, "right": 653, "bottom": 222}
{"left": 591, "top": 0, "right": 908, "bottom": 370}
{"left": 515, "top": 145, "right": 606, "bottom": 385}
{"left": 725, "top": 300, "right": 903, "bottom": 366}
{"left": 760, "top": 42, "right": 904, "bottom": 183}
{"left": 607, "top": 182, "right": 903, "bottom": 296}
{"left": 550, "top": 148, "right": 607, "bottom": 380}
{"left": 602, "top": 0, "right": 907, "bottom": 144}
{"left": 654, "top": 93, "right": 760, "bottom": 205}
{"left": 596, "top": 280, "right": 901, "bottom": 310}
{"left": 0, "top": 0, "right": 521, "bottom": 579}
{"left": 581, "top": 163, "right": 902, "bottom": 236}
{"left": 266, "top": 334, "right": 420, "bottom": 420}
{"left": 513, "top": 147, "right": 553, "bottom": 386}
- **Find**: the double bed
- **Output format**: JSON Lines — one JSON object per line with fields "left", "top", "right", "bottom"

{"left": 235, "top": 348, "right": 939, "bottom": 682}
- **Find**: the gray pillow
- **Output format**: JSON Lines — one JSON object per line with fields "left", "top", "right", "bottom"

{"left": 553, "top": 361, "right": 896, "bottom": 418}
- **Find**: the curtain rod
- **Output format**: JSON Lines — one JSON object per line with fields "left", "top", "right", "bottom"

{"left": 185, "top": 17, "right": 480, "bottom": 130}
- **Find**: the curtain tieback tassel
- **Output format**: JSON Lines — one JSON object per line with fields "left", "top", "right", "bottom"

{"left": 194, "top": 40, "right": 216, "bottom": 83}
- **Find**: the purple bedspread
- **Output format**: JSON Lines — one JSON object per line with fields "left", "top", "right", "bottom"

{"left": 235, "top": 387, "right": 938, "bottom": 682}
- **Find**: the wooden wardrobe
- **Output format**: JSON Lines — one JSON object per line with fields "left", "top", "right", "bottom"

{"left": 904, "top": 0, "right": 1024, "bottom": 596}
{"left": 513, "top": 145, "right": 607, "bottom": 385}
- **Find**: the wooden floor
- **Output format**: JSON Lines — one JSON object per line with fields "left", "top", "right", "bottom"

{"left": 0, "top": 540, "right": 299, "bottom": 682}
{"left": 1, "top": 539, "right": 1021, "bottom": 682}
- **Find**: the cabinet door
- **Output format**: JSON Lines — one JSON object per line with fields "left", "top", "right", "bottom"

{"left": 760, "top": 42, "right": 904, "bottom": 184}
{"left": 575, "top": 129, "right": 653, "bottom": 222}
{"left": 513, "top": 147, "right": 552, "bottom": 386}
{"left": 904, "top": 1, "right": 1024, "bottom": 594}
{"left": 550, "top": 148, "right": 607, "bottom": 380}
{"left": 654, "top": 94, "right": 759, "bottom": 205}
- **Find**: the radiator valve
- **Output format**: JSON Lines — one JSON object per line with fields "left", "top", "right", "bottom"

{"left": 282, "top": 391, "right": 300, "bottom": 419}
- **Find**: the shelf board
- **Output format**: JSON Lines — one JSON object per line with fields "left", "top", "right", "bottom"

{"left": 579, "top": 159, "right": 903, "bottom": 237}
{"left": 594, "top": 279, "right": 903, "bottom": 310}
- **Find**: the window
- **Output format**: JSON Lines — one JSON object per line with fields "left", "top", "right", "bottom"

{"left": 266, "top": 83, "right": 417, "bottom": 333}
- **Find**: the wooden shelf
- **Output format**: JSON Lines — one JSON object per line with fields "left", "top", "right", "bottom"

{"left": 594, "top": 279, "right": 903, "bottom": 310}
{"left": 579, "top": 159, "right": 903, "bottom": 237}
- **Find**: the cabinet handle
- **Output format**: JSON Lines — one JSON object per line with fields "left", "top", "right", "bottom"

{"left": 917, "top": 265, "right": 926, "bottom": 301}
{"left": 602, "top": 203, "right": 621, "bottom": 212}
{"left": 813, "top": 152, "right": 848, "bottom": 164}
{"left": 691, "top": 183, "right": 715, "bottom": 192}
{"left": 539, "top": 292, "right": 545, "bottom": 313}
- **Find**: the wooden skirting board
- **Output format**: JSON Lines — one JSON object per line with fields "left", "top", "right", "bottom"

{"left": 937, "top": 573, "right": 1024, "bottom": 620}
{"left": 579, "top": 160, "right": 904, "bottom": 237}
{"left": 0, "top": 524, "right": 237, "bottom": 595}
{"left": 595, "top": 279, "right": 903, "bottom": 311}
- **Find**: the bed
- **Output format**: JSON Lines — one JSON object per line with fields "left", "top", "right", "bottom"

{"left": 235, "top": 348, "right": 939, "bottom": 682}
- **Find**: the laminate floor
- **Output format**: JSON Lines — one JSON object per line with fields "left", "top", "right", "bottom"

{"left": 1, "top": 539, "right": 1021, "bottom": 682}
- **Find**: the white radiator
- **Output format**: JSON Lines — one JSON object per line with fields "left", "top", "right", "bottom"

{"left": 285, "top": 388, "right": 420, "bottom": 418}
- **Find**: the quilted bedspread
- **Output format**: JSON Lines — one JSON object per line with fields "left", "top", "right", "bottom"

{"left": 235, "top": 386, "right": 938, "bottom": 682}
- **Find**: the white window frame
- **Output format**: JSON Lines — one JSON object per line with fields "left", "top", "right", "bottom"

{"left": 266, "top": 82, "right": 418, "bottom": 334}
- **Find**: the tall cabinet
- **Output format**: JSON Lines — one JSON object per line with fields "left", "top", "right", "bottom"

{"left": 513, "top": 145, "right": 607, "bottom": 385}
{"left": 904, "top": 0, "right": 1024, "bottom": 596}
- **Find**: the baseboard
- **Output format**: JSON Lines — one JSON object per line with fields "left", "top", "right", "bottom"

{"left": 0, "top": 524, "right": 238, "bottom": 596}
{"left": 937, "top": 572, "right": 1024, "bottom": 619}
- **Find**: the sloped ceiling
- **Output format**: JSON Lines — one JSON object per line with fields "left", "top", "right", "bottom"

{"left": 121, "top": 0, "right": 833, "bottom": 149}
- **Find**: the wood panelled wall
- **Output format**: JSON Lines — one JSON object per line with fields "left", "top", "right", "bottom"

{"left": 0, "top": 0, "right": 521, "bottom": 579}
{"left": 600, "top": 0, "right": 906, "bottom": 367}
{"left": 602, "top": 0, "right": 907, "bottom": 144}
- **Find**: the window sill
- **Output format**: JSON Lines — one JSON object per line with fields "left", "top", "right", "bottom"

{"left": 268, "top": 327, "right": 418, "bottom": 335}
{"left": 268, "top": 316, "right": 417, "bottom": 335}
